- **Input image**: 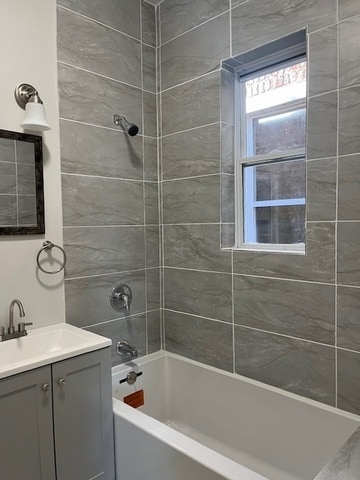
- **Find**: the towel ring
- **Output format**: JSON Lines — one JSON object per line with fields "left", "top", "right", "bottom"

{"left": 36, "top": 241, "right": 67, "bottom": 274}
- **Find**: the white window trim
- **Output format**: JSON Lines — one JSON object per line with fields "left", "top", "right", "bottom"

{"left": 234, "top": 56, "right": 307, "bottom": 253}
{"left": 238, "top": 242, "right": 305, "bottom": 254}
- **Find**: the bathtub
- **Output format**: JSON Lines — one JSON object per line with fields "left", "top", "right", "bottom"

{"left": 112, "top": 351, "right": 360, "bottom": 480}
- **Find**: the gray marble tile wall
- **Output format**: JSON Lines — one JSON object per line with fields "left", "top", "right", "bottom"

{"left": 57, "top": 0, "right": 161, "bottom": 366}
{"left": 158, "top": 0, "right": 360, "bottom": 414}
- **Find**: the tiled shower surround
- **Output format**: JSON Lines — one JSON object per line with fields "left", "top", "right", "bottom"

{"left": 58, "top": 0, "right": 360, "bottom": 416}
{"left": 159, "top": 0, "right": 360, "bottom": 416}
{"left": 57, "top": 0, "right": 161, "bottom": 365}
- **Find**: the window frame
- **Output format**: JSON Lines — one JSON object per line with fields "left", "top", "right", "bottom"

{"left": 234, "top": 54, "right": 307, "bottom": 254}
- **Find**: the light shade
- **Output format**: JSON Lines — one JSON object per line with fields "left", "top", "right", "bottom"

{"left": 20, "top": 102, "right": 50, "bottom": 132}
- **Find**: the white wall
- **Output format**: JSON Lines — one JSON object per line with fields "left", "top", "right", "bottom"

{"left": 0, "top": 0, "right": 65, "bottom": 328}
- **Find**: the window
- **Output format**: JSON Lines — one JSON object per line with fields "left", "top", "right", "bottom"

{"left": 235, "top": 53, "right": 307, "bottom": 253}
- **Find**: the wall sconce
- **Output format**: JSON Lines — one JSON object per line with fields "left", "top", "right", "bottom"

{"left": 14, "top": 83, "right": 50, "bottom": 132}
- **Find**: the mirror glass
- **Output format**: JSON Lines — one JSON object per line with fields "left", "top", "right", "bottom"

{"left": 0, "top": 129, "right": 44, "bottom": 235}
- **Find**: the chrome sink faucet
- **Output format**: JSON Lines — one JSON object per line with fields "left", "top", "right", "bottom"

{"left": 0, "top": 299, "right": 32, "bottom": 342}
{"left": 8, "top": 299, "right": 25, "bottom": 334}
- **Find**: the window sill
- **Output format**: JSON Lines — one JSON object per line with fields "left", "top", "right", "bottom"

{"left": 222, "top": 243, "right": 305, "bottom": 255}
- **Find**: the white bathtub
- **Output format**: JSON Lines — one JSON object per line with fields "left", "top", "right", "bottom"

{"left": 112, "top": 351, "right": 360, "bottom": 480}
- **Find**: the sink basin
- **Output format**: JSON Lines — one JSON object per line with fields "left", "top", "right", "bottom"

{"left": 0, "top": 323, "right": 111, "bottom": 379}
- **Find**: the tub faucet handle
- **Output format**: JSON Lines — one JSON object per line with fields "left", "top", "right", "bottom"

{"left": 122, "top": 293, "right": 130, "bottom": 311}
{"left": 110, "top": 284, "right": 132, "bottom": 312}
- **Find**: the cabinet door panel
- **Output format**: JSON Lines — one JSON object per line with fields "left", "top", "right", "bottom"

{"left": 0, "top": 366, "right": 56, "bottom": 480}
{"left": 53, "top": 348, "right": 115, "bottom": 480}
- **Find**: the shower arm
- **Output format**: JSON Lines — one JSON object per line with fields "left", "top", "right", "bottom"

{"left": 113, "top": 114, "right": 139, "bottom": 136}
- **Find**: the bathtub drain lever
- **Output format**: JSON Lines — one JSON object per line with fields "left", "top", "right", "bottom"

{"left": 119, "top": 370, "right": 143, "bottom": 385}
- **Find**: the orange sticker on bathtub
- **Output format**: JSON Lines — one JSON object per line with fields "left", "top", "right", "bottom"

{"left": 124, "top": 389, "right": 144, "bottom": 409}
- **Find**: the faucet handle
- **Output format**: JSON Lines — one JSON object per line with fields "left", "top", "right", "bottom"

{"left": 121, "top": 293, "right": 130, "bottom": 311}
{"left": 110, "top": 284, "right": 132, "bottom": 312}
{"left": 18, "top": 322, "right": 33, "bottom": 333}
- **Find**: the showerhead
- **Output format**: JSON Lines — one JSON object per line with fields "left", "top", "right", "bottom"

{"left": 113, "top": 114, "right": 139, "bottom": 136}
{"left": 127, "top": 123, "right": 139, "bottom": 137}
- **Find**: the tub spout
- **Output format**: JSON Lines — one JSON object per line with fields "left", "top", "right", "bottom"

{"left": 117, "top": 339, "right": 138, "bottom": 359}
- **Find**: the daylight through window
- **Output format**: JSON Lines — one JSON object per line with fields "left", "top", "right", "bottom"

{"left": 236, "top": 56, "right": 307, "bottom": 252}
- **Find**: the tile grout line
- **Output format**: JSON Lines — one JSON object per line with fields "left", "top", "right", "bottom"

{"left": 83, "top": 308, "right": 161, "bottom": 330}
{"left": 164, "top": 308, "right": 338, "bottom": 350}
{"left": 58, "top": 60, "right": 157, "bottom": 95}
{"left": 233, "top": 322, "right": 337, "bottom": 350}
{"left": 162, "top": 173, "right": 220, "bottom": 183}
{"left": 66, "top": 222, "right": 220, "bottom": 227}
{"left": 305, "top": 26, "right": 310, "bottom": 249}
{"left": 59, "top": 116, "right": 157, "bottom": 138}
{"left": 165, "top": 308, "right": 234, "bottom": 327}
{"left": 57, "top": 4, "right": 154, "bottom": 48}
{"left": 63, "top": 224, "right": 158, "bottom": 229}
{"left": 220, "top": 13, "right": 236, "bottom": 370}
{"left": 65, "top": 265, "right": 156, "bottom": 282}
{"left": 158, "top": 3, "right": 166, "bottom": 351}
{"left": 229, "top": 0, "right": 233, "bottom": 58}
{"left": 154, "top": 0, "right": 163, "bottom": 353}
{"left": 335, "top": 7, "right": 340, "bottom": 409}
{"left": 305, "top": 10, "right": 360, "bottom": 36}
{"left": 160, "top": 68, "right": 221, "bottom": 94}
{"left": 139, "top": 2, "right": 149, "bottom": 356}
{"left": 337, "top": 344, "right": 360, "bottom": 356}
{"left": 159, "top": 9, "right": 231, "bottom": 48}
{"left": 163, "top": 265, "right": 337, "bottom": 286}
{"left": 314, "top": 219, "right": 360, "bottom": 223}
{"left": 61, "top": 171, "right": 151, "bottom": 183}
{"left": 162, "top": 121, "right": 221, "bottom": 138}
{"left": 155, "top": 3, "right": 159, "bottom": 49}
{"left": 308, "top": 81, "right": 360, "bottom": 100}
{"left": 0, "top": 193, "right": 35, "bottom": 197}
{"left": 231, "top": 250, "right": 236, "bottom": 374}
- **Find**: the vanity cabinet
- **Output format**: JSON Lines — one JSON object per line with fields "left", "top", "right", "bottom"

{"left": 0, "top": 347, "right": 115, "bottom": 480}
{"left": 0, "top": 365, "right": 55, "bottom": 479}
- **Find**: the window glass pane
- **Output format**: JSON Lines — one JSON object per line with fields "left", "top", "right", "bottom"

{"left": 243, "top": 158, "right": 305, "bottom": 245}
{"left": 254, "top": 158, "right": 305, "bottom": 201}
{"left": 244, "top": 60, "right": 306, "bottom": 157}
{"left": 252, "top": 108, "right": 306, "bottom": 155}
{"left": 255, "top": 206, "right": 305, "bottom": 244}
{"left": 245, "top": 61, "right": 306, "bottom": 114}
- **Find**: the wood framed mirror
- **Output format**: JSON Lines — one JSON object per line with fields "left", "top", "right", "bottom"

{"left": 0, "top": 129, "right": 44, "bottom": 235}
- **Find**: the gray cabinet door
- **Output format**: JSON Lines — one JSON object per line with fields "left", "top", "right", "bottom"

{"left": 0, "top": 366, "right": 56, "bottom": 480}
{"left": 52, "top": 347, "right": 115, "bottom": 480}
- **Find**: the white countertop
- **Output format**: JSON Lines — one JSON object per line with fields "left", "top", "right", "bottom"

{"left": 0, "top": 323, "right": 111, "bottom": 379}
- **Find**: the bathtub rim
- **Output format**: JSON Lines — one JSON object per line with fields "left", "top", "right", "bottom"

{"left": 112, "top": 350, "right": 360, "bottom": 425}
